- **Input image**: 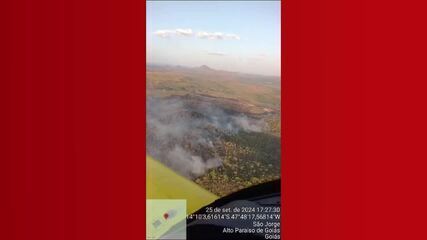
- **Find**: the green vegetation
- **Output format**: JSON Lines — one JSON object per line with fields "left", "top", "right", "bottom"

{"left": 147, "top": 65, "right": 281, "bottom": 196}
{"left": 195, "top": 128, "right": 281, "bottom": 197}
{"left": 147, "top": 68, "right": 280, "bottom": 114}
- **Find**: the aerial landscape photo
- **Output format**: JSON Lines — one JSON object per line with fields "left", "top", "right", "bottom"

{"left": 147, "top": 1, "right": 281, "bottom": 197}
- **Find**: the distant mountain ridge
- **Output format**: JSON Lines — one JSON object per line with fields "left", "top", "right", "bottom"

{"left": 198, "top": 65, "right": 213, "bottom": 71}
{"left": 147, "top": 63, "right": 280, "bottom": 79}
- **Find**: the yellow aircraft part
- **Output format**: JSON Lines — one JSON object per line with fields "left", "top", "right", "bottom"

{"left": 146, "top": 156, "right": 218, "bottom": 214}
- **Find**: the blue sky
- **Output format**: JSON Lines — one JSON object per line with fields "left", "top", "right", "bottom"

{"left": 147, "top": 1, "right": 281, "bottom": 76}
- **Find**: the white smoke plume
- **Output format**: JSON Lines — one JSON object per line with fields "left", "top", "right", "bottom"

{"left": 147, "top": 96, "right": 266, "bottom": 178}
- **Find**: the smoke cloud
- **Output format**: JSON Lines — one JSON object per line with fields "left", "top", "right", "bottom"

{"left": 147, "top": 95, "right": 266, "bottom": 178}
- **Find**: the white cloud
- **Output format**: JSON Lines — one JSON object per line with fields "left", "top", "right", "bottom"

{"left": 197, "top": 31, "right": 240, "bottom": 40}
{"left": 197, "top": 32, "right": 223, "bottom": 40}
{"left": 175, "top": 28, "right": 193, "bottom": 36}
{"left": 154, "top": 29, "right": 240, "bottom": 40}
{"left": 154, "top": 30, "right": 176, "bottom": 38}
{"left": 224, "top": 33, "right": 240, "bottom": 40}
{"left": 154, "top": 28, "right": 193, "bottom": 38}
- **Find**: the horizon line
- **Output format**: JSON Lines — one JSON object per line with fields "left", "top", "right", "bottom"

{"left": 146, "top": 62, "right": 281, "bottom": 78}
